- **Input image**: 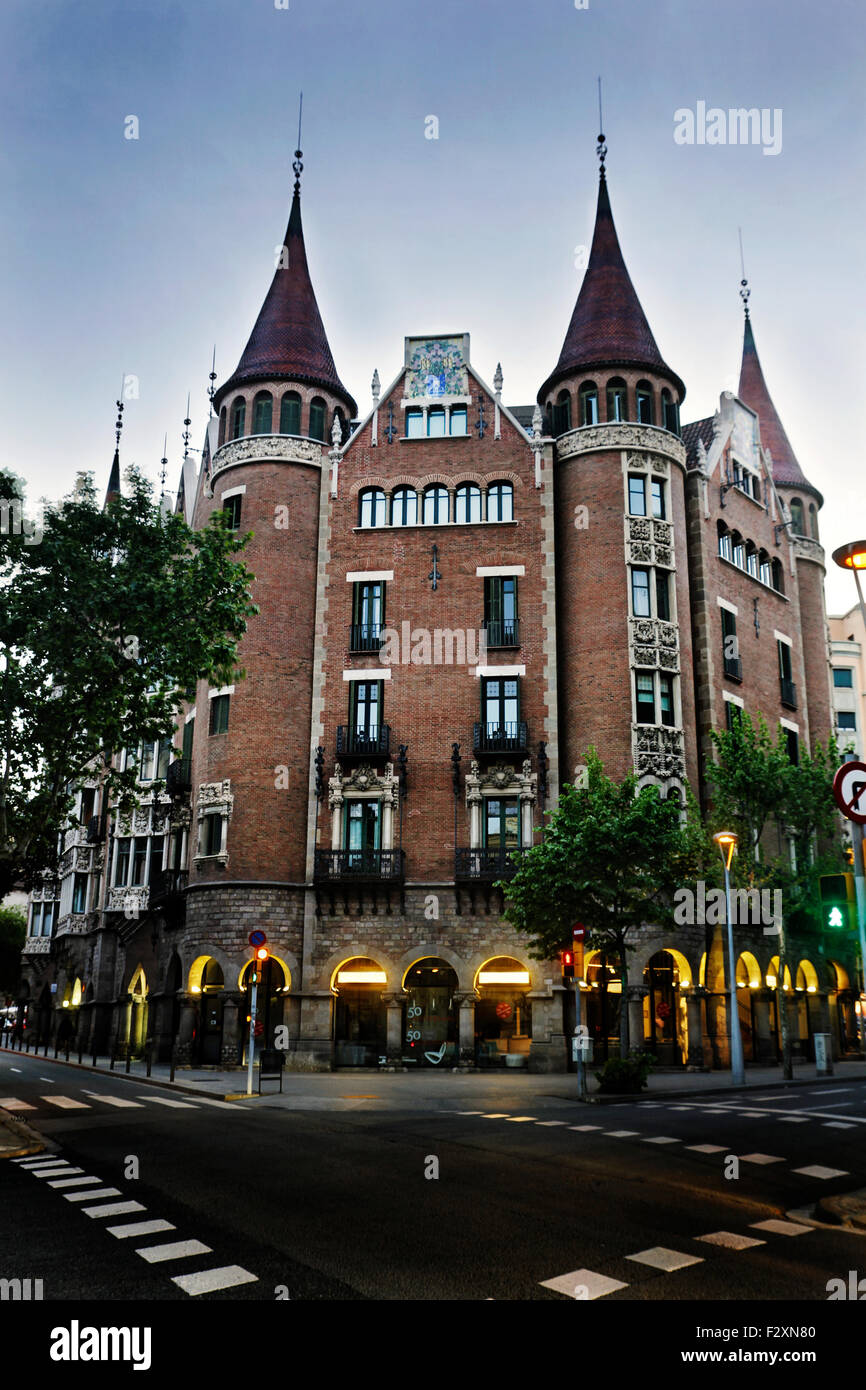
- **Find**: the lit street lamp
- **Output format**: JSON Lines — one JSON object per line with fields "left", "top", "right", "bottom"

{"left": 713, "top": 830, "right": 746, "bottom": 1086}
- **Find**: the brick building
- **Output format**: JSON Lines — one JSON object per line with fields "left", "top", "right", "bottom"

{"left": 18, "top": 139, "right": 860, "bottom": 1073}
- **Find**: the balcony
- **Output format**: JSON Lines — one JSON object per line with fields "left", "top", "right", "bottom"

{"left": 780, "top": 678, "right": 798, "bottom": 711}
{"left": 148, "top": 867, "right": 189, "bottom": 923}
{"left": 483, "top": 619, "right": 520, "bottom": 649}
{"left": 85, "top": 814, "right": 106, "bottom": 844}
{"left": 473, "top": 721, "right": 528, "bottom": 755}
{"left": 166, "top": 758, "right": 192, "bottom": 797}
{"left": 349, "top": 623, "right": 384, "bottom": 653}
{"left": 455, "top": 846, "right": 527, "bottom": 881}
{"left": 336, "top": 725, "right": 391, "bottom": 759}
{"left": 314, "top": 849, "right": 405, "bottom": 883}
{"left": 723, "top": 655, "right": 743, "bottom": 682}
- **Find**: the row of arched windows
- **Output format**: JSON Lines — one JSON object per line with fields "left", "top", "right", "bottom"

{"left": 788, "top": 496, "right": 819, "bottom": 541}
{"left": 717, "top": 522, "right": 784, "bottom": 593}
{"left": 546, "top": 378, "right": 681, "bottom": 437}
{"left": 359, "top": 481, "right": 514, "bottom": 528}
{"left": 219, "top": 391, "right": 344, "bottom": 447}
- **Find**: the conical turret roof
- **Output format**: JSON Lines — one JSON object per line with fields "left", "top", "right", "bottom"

{"left": 215, "top": 189, "right": 356, "bottom": 417}
{"left": 738, "top": 314, "right": 822, "bottom": 506}
{"left": 539, "top": 170, "right": 684, "bottom": 402}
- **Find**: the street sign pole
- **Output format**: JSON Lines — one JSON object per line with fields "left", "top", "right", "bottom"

{"left": 572, "top": 926, "right": 587, "bottom": 1101}
{"left": 246, "top": 970, "right": 258, "bottom": 1097}
{"left": 841, "top": 754, "right": 866, "bottom": 1051}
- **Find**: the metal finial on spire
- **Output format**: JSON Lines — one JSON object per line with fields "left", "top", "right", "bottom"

{"left": 159, "top": 434, "right": 168, "bottom": 498}
{"left": 182, "top": 393, "right": 191, "bottom": 459}
{"left": 293, "top": 92, "right": 304, "bottom": 196}
{"left": 207, "top": 346, "right": 217, "bottom": 416}
{"left": 114, "top": 393, "right": 124, "bottom": 449}
{"left": 738, "top": 227, "right": 750, "bottom": 319}
{"left": 597, "top": 77, "right": 607, "bottom": 178}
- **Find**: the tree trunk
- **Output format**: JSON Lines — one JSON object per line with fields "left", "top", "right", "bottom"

{"left": 777, "top": 920, "right": 793, "bottom": 1081}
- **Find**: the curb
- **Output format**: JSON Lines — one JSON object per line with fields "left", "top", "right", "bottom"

{"left": 0, "top": 1106, "right": 49, "bottom": 1160}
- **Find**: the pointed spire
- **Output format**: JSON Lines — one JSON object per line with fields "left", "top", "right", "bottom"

{"left": 214, "top": 118, "right": 356, "bottom": 418}
{"left": 737, "top": 306, "right": 822, "bottom": 505}
{"left": 539, "top": 138, "right": 683, "bottom": 403}
{"left": 104, "top": 395, "right": 123, "bottom": 507}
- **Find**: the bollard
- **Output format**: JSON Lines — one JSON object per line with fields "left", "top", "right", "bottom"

{"left": 146, "top": 1043, "right": 152, "bottom": 1078}
{"left": 78, "top": 1038, "right": 84, "bottom": 1065}
{"left": 169, "top": 1045, "right": 176, "bottom": 1084}
{"left": 109, "top": 1048, "right": 116, "bottom": 1071}
{"left": 92, "top": 1048, "right": 97, "bottom": 1068}
{"left": 65, "top": 1039, "right": 70, "bottom": 1062}
{"left": 125, "top": 1049, "right": 131, "bottom": 1074}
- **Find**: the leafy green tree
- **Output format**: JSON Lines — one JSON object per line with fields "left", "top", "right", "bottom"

{"left": 502, "top": 749, "right": 709, "bottom": 1052}
{"left": 0, "top": 467, "right": 257, "bottom": 898}
{"left": 0, "top": 904, "right": 26, "bottom": 994}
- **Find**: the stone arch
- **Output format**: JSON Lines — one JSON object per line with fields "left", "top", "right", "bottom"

{"left": 470, "top": 952, "right": 536, "bottom": 990}
{"left": 630, "top": 937, "right": 700, "bottom": 981}
{"left": 317, "top": 945, "right": 401, "bottom": 994}
{"left": 236, "top": 952, "right": 292, "bottom": 992}
{"left": 735, "top": 950, "right": 762, "bottom": 988}
{"left": 398, "top": 944, "right": 467, "bottom": 990}
{"left": 187, "top": 945, "right": 231, "bottom": 994}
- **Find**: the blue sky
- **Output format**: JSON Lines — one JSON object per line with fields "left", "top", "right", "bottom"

{"left": 2, "top": 0, "right": 864, "bottom": 612}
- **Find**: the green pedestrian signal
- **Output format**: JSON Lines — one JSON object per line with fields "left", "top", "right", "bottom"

{"left": 828, "top": 906, "right": 844, "bottom": 929}
{"left": 819, "top": 873, "right": 856, "bottom": 930}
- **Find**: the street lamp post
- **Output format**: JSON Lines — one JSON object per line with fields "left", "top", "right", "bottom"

{"left": 714, "top": 831, "right": 746, "bottom": 1086}
{"left": 832, "top": 541, "right": 866, "bottom": 1036}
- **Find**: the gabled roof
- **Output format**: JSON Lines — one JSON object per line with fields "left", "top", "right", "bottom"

{"left": 214, "top": 190, "right": 356, "bottom": 417}
{"left": 539, "top": 171, "right": 684, "bottom": 402}
{"left": 682, "top": 417, "right": 715, "bottom": 468}
{"left": 737, "top": 315, "right": 822, "bottom": 506}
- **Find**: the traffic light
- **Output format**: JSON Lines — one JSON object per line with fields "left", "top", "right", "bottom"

{"left": 819, "top": 873, "right": 856, "bottom": 931}
{"left": 561, "top": 949, "right": 575, "bottom": 980}
{"left": 255, "top": 946, "right": 269, "bottom": 963}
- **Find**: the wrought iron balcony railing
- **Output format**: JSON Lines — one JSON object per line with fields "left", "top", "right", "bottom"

{"left": 455, "top": 846, "right": 527, "bottom": 881}
{"left": 349, "top": 623, "right": 384, "bottom": 653}
{"left": 149, "top": 868, "right": 189, "bottom": 901}
{"left": 166, "top": 758, "right": 192, "bottom": 796}
{"left": 483, "top": 618, "right": 520, "bottom": 649}
{"left": 723, "top": 655, "right": 743, "bottom": 682}
{"left": 336, "top": 725, "right": 391, "bottom": 757}
{"left": 473, "top": 721, "right": 528, "bottom": 754}
{"left": 313, "top": 849, "right": 405, "bottom": 882}
{"left": 780, "top": 678, "right": 797, "bottom": 711}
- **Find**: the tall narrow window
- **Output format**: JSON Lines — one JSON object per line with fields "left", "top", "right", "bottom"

{"left": 732, "top": 533, "right": 745, "bottom": 569}
{"left": 279, "top": 392, "right": 301, "bottom": 436}
{"left": 785, "top": 728, "right": 799, "bottom": 765}
{"left": 344, "top": 800, "right": 381, "bottom": 862}
{"left": 809, "top": 504, "right": 819, "bottom": 540}
{"left": 661, "top": 389, "right": 679, "bottom": 434}
{"left": 138, "top": 742, "right": 155, "bottom": 782}
{"left": 209, "top": 694, "right": 230, "bottom": 735}
{"left": 636, "top": 382, "right": 654, "bottom": 425}
{"left": 553, "top": 390, "right": 572, "bottom": 434}
{"left": 480, "top": 678, "right": 520, "bottom": 747}
{"left": 778, "top": 640, "right": 796, "bottom": 709}
{"left": 655, "top": 570, "right": 671, "bottom": 621}
{"left": 721, "top": 608, "right": 740, "bottom": 680}
{"left": 484, "top": 798, "right": 520, "bottom": 849}
{"left": 631, "top": 568, "right": 651, "bottom": 617}
{"left": 725, "top": 700, "right": 742, "bottom": 732}
{"left": 718, "top": 523, "right": 732, "bottom": 561}
{"left": 659, "top": 673, "right": 675, "bottom": 727}
{"left": 487, "top": 482, "right": 514, "bottom": 522}
{"left": 628, "top": 475, "right": 647, "bottom": 516}
{"left": 359, "top": 488, "right": 387, "bottom": 528}
{"left": 202, "top": 813, "right": 222, "bottom": 857}
{"left": 789, "top": 498, "right": 805, "bottom": 534}
{"left": 223, "top": 494, "right": 242, "bottom": 531}
{"left": 182, "top": 717, "right": 194, "bottom": 766}
{"left": 352, "top": 581, "right": 385, "bottom": 651}
{"left": 455, "top": 483, "right": 481, "bottom": 524}
{"left": 651, "top": 478, "right": 666, "bottom": 519}
{"left": 759, "top": 550, "right": 772, "bottom": 586}
{"left": 157, "top": 737, "right": 172, "bottom": 780}
{"left": 392, "top": 487, "right": 418, "bottom": 527}
{"left": 218, "top": 406, "right": 227, "bottom": 446}
{"left": 427, "top": 407, "right": 446, "bottom": 437}
{"left": 771, "top": 557, "right": 785, "bottom": 594}
{"left": 449, "top": 406, "right": 468, "bottom": 436}
{"left": 635, "top": 672, "right": 656, "bottom": 724}
{"left": 350, "top": 681, "right": 382, "bottom": 752}
{"left": 746, "top": 543, "right": 759, "bottom": 578}
{"left": 230, "top": 397, "right": 246, "bottom": 440}
{"left": 252, "top": 391, "right": 273, "bottom": 434}
{"left": 405, "top": 408, "right": 424, "bottom": 438}
{"left": 422, "top": 485, "right": 449, "bottom": 525}
{"left": 484, "top": 576, "right": 519, "bottom": 647}
{"left": 578, "top": 382, "right": 599, "bottom": 426}
{"left": 606, "top": 378, "right": 627, "bottom": 423}
{"left": 72, "top": 874, "right": 88, "bottom": 913}
{"left": 309, "top": 398, "right": 326, "bottom": 442}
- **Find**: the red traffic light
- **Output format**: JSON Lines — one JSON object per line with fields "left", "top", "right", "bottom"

{"left": 255, "top": 946, "right": 269, "bottom": 962}
{"left": 561, "top": 949, "right": 575, "bottom": 979}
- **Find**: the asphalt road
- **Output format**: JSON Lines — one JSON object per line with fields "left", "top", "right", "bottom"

{"left": 2, "top": 1052, "right": 865, "bottom": 1303}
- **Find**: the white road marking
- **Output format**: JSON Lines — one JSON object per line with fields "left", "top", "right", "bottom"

{"left": 181, "top": 1097, "right": 234, "bottom": 1109}
{"left": 793, "top": 1165, "right": 849, "bottom": 1180}
{"left": 540, "top": 1268, "right": 628, "bottom": 1300}
{"left": 49, "top": 1176, "right": 101, "bottom": 1188}
{"left": 823, "top": 1121, "right": 855, "bottom": 1129}
{"left": 136, "top": 1240, "right": 212, "bottom": 1264}
{"left": 65, "top": 1188, "right": 122, "bottom": 1202}
{"left": 505, "top": 1116, "right": 537, "bottom": 1123}
{"left": 81, "top": 1092, "right": 144, "bottom": 1108}
{"left": 0, "top": 1097, "right": 35, "bottom": 1110}
{"left": 777, "top": 1116, "right": 809, "bottom": 1123}
{"left": 33, "top": 1166, "right": 85, "bottom": 1178}
{"left": 810, "top": 1088, "right": 851, "bottom": 1096}
{"left": 171, "top": 1265, "right": 258, "bottom": 1296}
{"left": 643, "top": 1136, "right": 680, "bottom": 1145}
{"left": 605, "top": 1130, "right": 640, "bottom": 1138}
{"left": 106, "top": 1220, "right": 176, "bottom": 1239}
{"left": 82, "top": 1201, "right": 146, "bottom": 1219}
{"left": 9, "top": 1067, "right": 21, "bottom": 1073}
{"left": 738, "top": 1153, "right": 785, "bottom": 1164}
{"left": 481, "top": 1113, "right": 511, "bottom": 1119}
{"left": 38, "top": 1078, "right": 55, "bottom": 1084}
{"left": 569, "top": 1125, "right": 602, "bottom": 1132}
{"left": 535, "top": 1120, "right": 568, "bottom": 1127}
{"left": 738, "top": 1111, "right": 773, "bottom": 1118}
{"left": 697, "top": 1231, "right": 766, "bottom": 1250}
{"left": 626, "top": 1246, "right": 703, "bottom": 1272}
{"left": 750, "top": 1218, "right": 811, "bottom": 1236}
{"left": 18, "top": 1158, "right": 64, "bottom": 1169}
{"left": 135, "top": 1096, "right": 198, "bottom": 1109}
{"left": 686, "top": 1144, "right": 726, "bottom": 1153}
{"left": 455, "top": 1110, "right": 486, "bottom": 1115}
{"left": 41, "top": 1096, "right": 89, "bottom": 1109}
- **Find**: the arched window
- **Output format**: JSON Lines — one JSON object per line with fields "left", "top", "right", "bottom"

{"left": 280, "top": 391, "right": 301, "bottom": 436}
{"left": 422, "top": 485, "right": 449, "bottom": 525}
{"left": 717, "top": 521, "right": 732, "bottom": 561}
{"left": 759, "top": 549, "right": 772, "bottom": 586}
{"left": 359, "top": 488, "right": 386, "bottom": 528}
{"left": 578, "top": 381, "right": 599, "bottom": 427}
{"left": 552, "top": 390, "right": 572, "bottom": 435}
{"left": 772, "top": 557, "right": 785, "bottom": 594}
{"left": 809, "top": 503, "right": 819, "bottom": 541}
{"left": 230, "top": 396, "right": 246, "bottom": 440}
{"left": 731, "top": 531, "right": 745, "bottom": 568}
{"left": 661, "top": 388, "right": 679, "bottom": 435}
{"left": 455, "top": 483, "right": 482, "bottom": 524}
{"left": 606, "top": 378, "right": 627, "bottom": 423}
{"left": 218, "top": 406, "right": 227, "bottom": 447}
{"left": 745, "top": 542, "right": 759, "bottom": 578}
{"left": 309, "top": 397, "right": 326, "bottom": 442}
{"left": 789, "top": 497, "right": 805, "bottom": 534}
{"left": 488, "top": 482, "right": 514, "bottom": 522}
{"left": 391, "top": 487, "right": 418, "bottom": 527}
{"left": 636, "top": 381, "right": 655, "bottom": 425}
{"left": 252, "top": 391, "right": 272, "bottom": 435}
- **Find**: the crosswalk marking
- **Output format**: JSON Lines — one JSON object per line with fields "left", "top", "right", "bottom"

{"left": 793, "top": 1165, "right": 849, "bottom": 1180}
{"left": 738, "top": 1153, "right": 785, "bottom": 1164}
{"left": 106, "top": 1220, "right": 176, "bottom": 1240}
{"left": 605, "top": 1130, "right": 639, "bottom": 1138}
{"left": 505, "top": 1116, "right": 537, "bottom": 1123}
{"left": 171, "top": 1265, "right": 259, "bottom": 1296}
{"left": 135, "top": 1095, "right": 198, "bottom": 1109}
{"left": 642, "top": 1136, "right": 680, "bottom": 1145}
{"left": 823, "top": 1122, "right": 855, "bottom": 1129}
{"left": 82, "top": 1092, "right": 144, "bottom": 1109}
{"left": 41, "top": 1095, "right": 89, "bottom": 1110}
{"left": 777, "top": 1116, "right": 809, "bottom": 1123}
{"left": 48, "top": 1176, "right": 100, "bottom": 1188}
{"left": 750, "top": 1218, "right": 811, "bottom": 1236}
{"left": 626, "top": 1246, "right": 703, "bottom": 1272}
{"left": 18, "top": 1158, "right": 63, "bottom": 1169}
{"left": 136, "top": 1240, "right": 212, "bottom": 1264}
{"left": 33, "top": 1166, "right": 84, "bottom": 1178}
{"left": 454, "top": 1111, "right": 486, "bottom": 1115}
{"left": 64, "top": 1188, "right": 122, "bottom": 1202}
{"left": 0, "top": 1097, "right": 35, "bottom": 1110}
{"left": 540, "top": 1268, "right": 628, "bottom": 1300}
{"left": 82, "top": 1200, "right": 146, "bottom": 1219}
{"left": 535, "top": 1120, "right": 568, "bottom": 1127}
{"left": 569, "top": 1125, "right": 601, "bottom": 1132}
{"left": 686, "top": 1144, "right": 725, "bottom": 1153}
{"left": 697, "top": 1231, "right": 766, "bottom": 1250}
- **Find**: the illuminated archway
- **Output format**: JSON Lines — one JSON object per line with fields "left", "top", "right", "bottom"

{"left": 402, "top": 957, "right": 459, "bottom": 1068}
{"left": 767, "top": 956, "right": 793, "bottom": 990}
{"left": 188, "top": 955, "right": 224, "bottom": 995}
{"left": 332, "top": 957, "right": 387, "bottom": 1068}
{"left": 796, "top": 960, "right": 819, "bottom": 993}
{"left": 643, "top": 950, "right": 689, "bottom": 1065}
{"left": 126, "top": 965, "right": 149, "bottom": 1058}
{"left": 474, "top": 956, "right": 531, "bottom": 1065}
{"left": 735, "top": 952, "right": 762, "bottom": 1062}
{"left": 736, "top": 952, "right": 762, "bottom": 988}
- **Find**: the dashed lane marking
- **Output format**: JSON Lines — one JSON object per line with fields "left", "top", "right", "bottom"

{"left": 535, "top": 1120, "right": 568, "bottom": 1127}
{"left": 136, "top": 1240, "right": 212, "bottom": 1264}
{"left": 171, "top": 1265, "right": 258, "bottom": 1296}
{"left": 750, "top": 1219, "right": 812, "bottom": 1236}
{"left": 106, "top": 1220, "right": 176, "bottom": 1240}
{"left": 540, "top": 1268, "right": 628, "bottom": 1300}
{"left": 40, "top": 1095, "right": 89, "bottom": 1109}
{"left": 738, "top": 1153, "right": 785, "bottom": 1165}
{"left": 824, "top": 1122, "right": 855, "bottom": 1129}
{"left": 697, "top": 1231, "right": 766, "bottom": 1250}
{"left": 454, "top": 1111, "right": 486, "bottom": 1115}
{"left": 81, "top": 1201, "right": 146, "bottom": 1219}
{"left": 64, "top": 1188, "right": 122, "bottom": 1202}
{"left": 793, "top": 1165, "right": 849, "bottom": 1180}
{"left": 626, "top": 1247, "right": 703, "bottom": 1272}
{"left": 811, "top": 1088, "right": 852, "bottom": 1096}
{"left": 38, "top": 1078, "right": 56, "bottom": 1084}
{"left": 569, "top": 1125, "right": 602, "bottom": 1132}
{"left": 778, "top": 1116, "right": 810, "bottom": 1123}
{"left": 481, "top": 1113, "right": 511, "bottom": 1119}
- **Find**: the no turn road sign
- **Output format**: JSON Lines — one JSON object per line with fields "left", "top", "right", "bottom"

{"left": 833, "top": 762, "right": 866, "bottom": 826}
{"left": 249, "top": 929, "right": 268, "bottom": 948}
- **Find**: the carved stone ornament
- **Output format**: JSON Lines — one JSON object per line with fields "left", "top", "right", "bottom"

{"left": 793, "top": 536, "right": 825, "bottom": 567}
{"left": 197, "top": 780, "right": 233, "bottom": 811}
{"left": 466, "top": 759, "right": 537, "bottom": 805}
{"left": 652, "top": 520, "right": 672, "bottom": 546}
{"left": 555, "top": 424, "right": 686, "bottom": 467}
{"left": 211, "top": 433, "right": 324, "bottom": 483}
{"left": 654, "top": 546, "right": 673, "bottom": 569}
{"left": 628, "top": 541, "right": 654, "bottom": 563}
{"left": 627, "top": 517, "right": 652, "bottom": 542}
{"left": 328, "top": 762, "right": 398, "bottom": 808}
{"left": 632, "top": 723, "right": 685, "bottom": 780}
